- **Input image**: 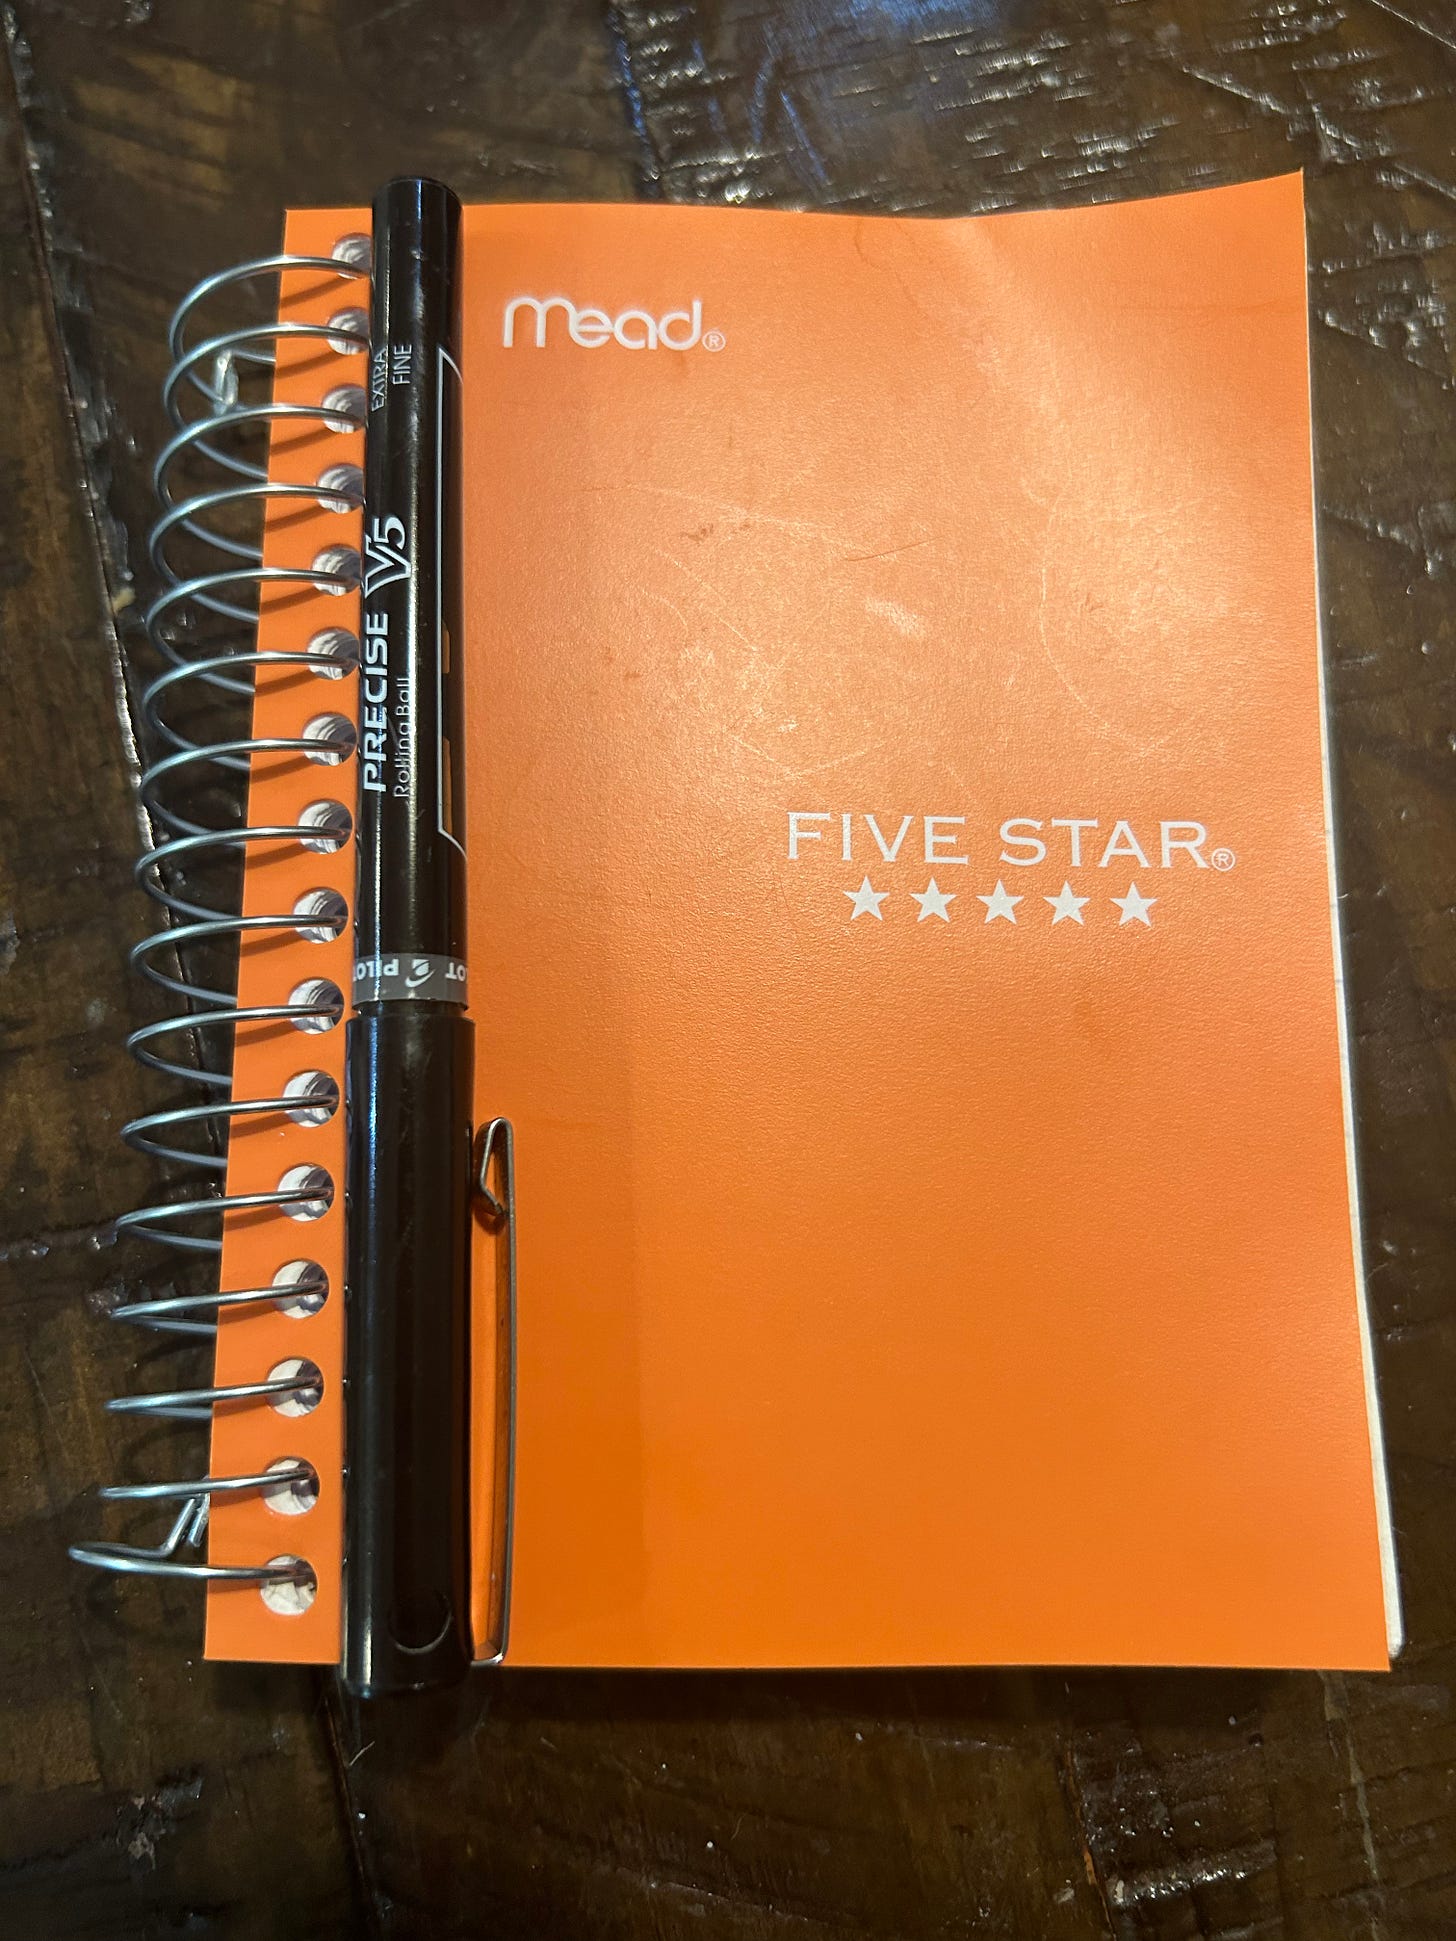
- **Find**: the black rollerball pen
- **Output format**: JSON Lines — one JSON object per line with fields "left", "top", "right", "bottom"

{"left": 343, "top": 178, "right": 472, "bottom": 1697}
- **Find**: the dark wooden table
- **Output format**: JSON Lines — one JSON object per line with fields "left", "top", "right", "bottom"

{"left": 3, "top": 3, "right": 1453, "bottom": 1936}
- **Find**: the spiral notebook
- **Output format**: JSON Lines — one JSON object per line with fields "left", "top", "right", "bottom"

{"left": 87, "top": 173, "right": 1401, "bottom": 1671}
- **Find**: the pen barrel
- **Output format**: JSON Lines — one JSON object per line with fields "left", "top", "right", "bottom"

{"left": 342, "top": 1008, "right": 474, "bottom": 1697}
{"left": 356, "top": 176, "right": 466, "bottom": 974}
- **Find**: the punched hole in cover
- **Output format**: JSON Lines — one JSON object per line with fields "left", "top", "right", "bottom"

{"left": 260, "top": 1558, "right": 318, "bottom": 1617}
{"left": 262, "top": 1458, "right": 320, "bottom": 1517}
{"left": 306, "top": 627, "right": 358, "bottom": 679}
{"left": 312, "top": 545, "right": 360, "bottom": 595}
{"left": 278, "top": 1164, "right": 333, "bottom": 1222}
{"left": 321, "top": 384, "right": 366, "bottom": 432}
{"left": 297, "top": 798, "right": 352, "bottom": 852}
{"left": 315, "top": 463, "right": 363, "bottom": 513}
{"left": 331, "top": 232, "right": 371, "bottom": 271}
{"left": 292, "top": 888, "right": 348, "bottom": 943}
{"left": 325, "top": 306, "right": 368, "bottom": 354}
{"left": 282, "top": 1069, "right": 340, "bottom": 1127}
{"left": 272, "top": 1258, "right": 328, "bottom": 1318}
{"left": 287, "top": 977, "right": 344, "bottom": 1033}
{"left": 300, "top": 712, "right": 355, "bottom": 763}
{"left": 268, "top": 1357, "right": 324, "bottom": 1418}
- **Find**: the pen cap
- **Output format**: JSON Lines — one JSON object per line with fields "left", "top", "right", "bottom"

{"left": 342, "top": 1008, "right": 474, "bottom": 1696}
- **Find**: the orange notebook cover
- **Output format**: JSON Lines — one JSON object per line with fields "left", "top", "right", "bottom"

{"left": 207, "top": 172, "right": 1400, "bottom": 1671}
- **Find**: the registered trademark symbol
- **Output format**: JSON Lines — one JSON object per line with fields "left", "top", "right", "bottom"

{"left": 1211, "top": 847, "right": 1236, "bottom": 871}
{"left": 703, "top": 329, "right": 726, "bottom": 352}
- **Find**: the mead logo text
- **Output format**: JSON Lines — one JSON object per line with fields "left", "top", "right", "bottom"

{"left": 502, "top": 295, "right": 708, "bottom": 351}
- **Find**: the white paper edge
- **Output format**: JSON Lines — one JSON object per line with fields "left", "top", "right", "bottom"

{"left": 1308, "top": 302, "right": 1404, "bottom": 1660}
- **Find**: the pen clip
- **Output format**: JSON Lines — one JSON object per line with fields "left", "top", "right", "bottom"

{"left": 473, "top": 1115, "right": 514, "bottom": 1229}
{"left": 471, "top": 1116, "right": 516, "bottom": 1664}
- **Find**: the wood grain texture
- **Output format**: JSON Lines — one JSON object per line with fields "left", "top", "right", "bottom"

{"left": 3, "top": 1, "right": 1453, "bottom": 1937}
{"left": 0, "top": 39, "right": 359, "bottom": 1941}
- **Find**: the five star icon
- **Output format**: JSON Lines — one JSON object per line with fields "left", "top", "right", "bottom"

{"left": 977, "top": 879, "right": 1021, "bottom": 923}
{"left": 844, "top": 874, "right": 888, "bottom": 920}
{"left": 1112, "top": 882, "right": 1157, "bottom": 926}
{"left": 1045, "top": 880, "right": 1089, "bottom": 925}
{"left": 840, "top": 875, "right": 1160, "bottom": 927}
{"left": 912, "top": 878, "right": 956, "bottom": 922}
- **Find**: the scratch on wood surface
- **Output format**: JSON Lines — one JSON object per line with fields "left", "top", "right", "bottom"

{"left": 1322, "top": 502, "right": 1456, "bottom": 578}
{"left": 1105, "top": 1840, "right": 1275, "bottom": 1910}
{"left": 1176, "top": 60, "right": 1304, "bottom": 123}
{"left": 1322, "top": 1672, "right": 1388, "bottom": 1939}
{"left": 0, "top": 4, "right": 149, "bottom": 849}
{"left": 1365, "top": 0, "right": 1456, "bottom": 58}
{"left": 1055, "top": 1745, "right": 1119, "bottom": 1935}
{"left": 117, "top": 1772, "right": 203, "bottom": 1871}
{"left": 20, "top": 1343, "right": 60, "bottom": 1437}
{"left": 0, "top": 1218, "right": 118, "bottom": 1265}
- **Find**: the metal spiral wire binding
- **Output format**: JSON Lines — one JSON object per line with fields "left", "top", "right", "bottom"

{"left": 70, "top": 239, "right": 368, "bottom": 1590}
